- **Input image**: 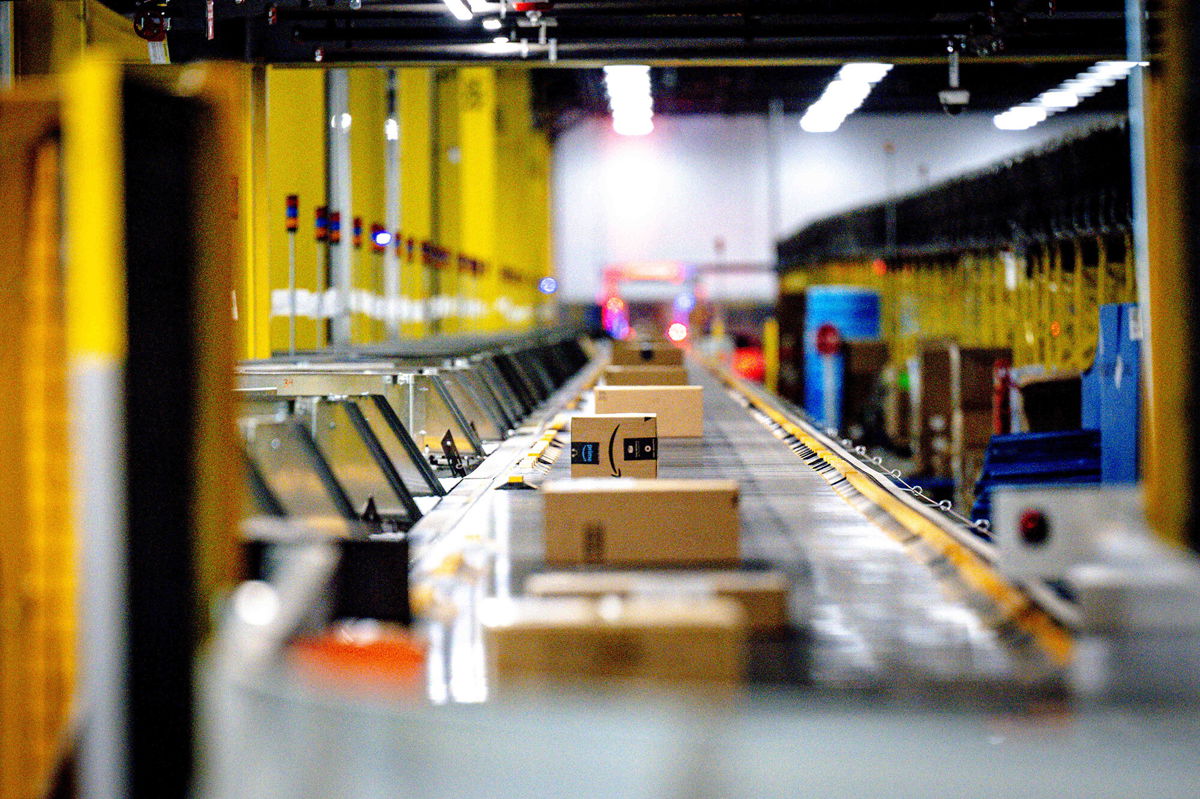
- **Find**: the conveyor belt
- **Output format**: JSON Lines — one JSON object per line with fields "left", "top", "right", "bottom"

{"left": 207, "top": 347, "right": 1200, "bottom": 799}
{"left": 416, "top": 356, "right": 1062, "bottom": 701}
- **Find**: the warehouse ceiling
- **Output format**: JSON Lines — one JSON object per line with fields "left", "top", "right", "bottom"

{"left": 120, "top": 1, "right": 1130, "bottom": 132}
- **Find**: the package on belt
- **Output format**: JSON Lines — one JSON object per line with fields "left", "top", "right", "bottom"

{"left": 593, "top": 385, "right": 703, "bottom": 438}
{"left": 610, "top": 341, "right": 685, "bottom": 367}
{"left": 602, "top": 365, "right": 690, "bottom": 386}
{"left": 542, "top": 478, "right": 740, "bottom": 566}
{"left": 525, "top": 569, "right": 790, "bottom": 633}
{"left": 569, "top": 413, "right": 658, "bottom": 479}
{"left": 481, "top": 595, "right": 745, "bottom": 696}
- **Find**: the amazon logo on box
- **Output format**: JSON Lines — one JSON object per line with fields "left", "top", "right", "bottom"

{"left": 569, "top": 414, "right": 658, "bottom": 479}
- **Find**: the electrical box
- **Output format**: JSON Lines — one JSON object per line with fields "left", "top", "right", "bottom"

{"left": 992, "top": 485, "right": 1143, "bottom": 580}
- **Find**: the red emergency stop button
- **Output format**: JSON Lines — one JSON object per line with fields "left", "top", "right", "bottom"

{"left": 1018, "top": 508, "right": 1050, "bottom": 547}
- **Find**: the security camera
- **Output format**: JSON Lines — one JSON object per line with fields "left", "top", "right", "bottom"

{"left": 939, "top": 88, "right": 970, "bottom": 115}
{"left": 939, "top": 40, "right": 969, "bottom": 116}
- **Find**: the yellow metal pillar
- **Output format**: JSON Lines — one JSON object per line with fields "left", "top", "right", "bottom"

{"left": 433, "top": 69, "right": 462, "bottom": 334}
{"left": 495, "top": 68, "right": 527, "bottom": 330}
{"left": 0, "top": 85, "right": 74, "bottom": 799}
{"left": 265, "top": 67, "right": 327, "bottom": 353}
{"left": 399, "top": 68, "right": 433, "bottom": 338}
{"left": 238, "top": 64, "right": 271, "bottom": 360}
{"left": 1142, "top": 0, "right": 1192, "bottom": 547}
{"left": 763, "top": 317, "right": 780, "bottom": 394}
{"left": 458, "top": 66, "right": 498, "bottom": 332}
{"left": 349, "top": 67, "right": 388, "bottom": 344}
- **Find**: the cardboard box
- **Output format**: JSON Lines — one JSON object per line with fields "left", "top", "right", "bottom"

{"left": 525, "top": 570, "right": 790, "bottom": 633}
{"left": 481, "top": 596, "right": 744, "bottom": 695}
{"left": 593, "top": 385, "right": 703, "bottom": 438}
{"left": 841, "top": 340, "right": 889, "bottom": 438}
{"left": 569, "top": 414, "right": 658, "bottom": 479}
{"left": 952, "top": 407, "right": 997, "bottom": 449}
{"left": 603, "top": 365, "right": 690, "bottom": 386}
{"left": 611, "top": 341, "right": 685, "bottom": 367}
{"left": 542, "top": 478, "right": 740, "bottom": 566}
{"left": 957, "top": 346, "right": 1010, "bottom": 409}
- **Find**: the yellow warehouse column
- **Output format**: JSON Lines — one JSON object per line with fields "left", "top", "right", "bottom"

{"left": 348, "top": 67, "right": 388, "bottom": 345}
{"left": 265, "top": 67, "right": 327, "bottom": 353}
{"left": 239, "top": 65, "right": 271, "bottom": 360}
{"left": 459, "top": 66, "right": 499, "bottom": 332}
{"left": 399, "top": 68, "right": 434, "bottom": 339}
{"left": 433, "top": 68, "right": 462, "bottom": 334}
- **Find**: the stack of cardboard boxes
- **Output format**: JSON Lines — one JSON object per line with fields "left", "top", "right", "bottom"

{"left": 912, "top": 341, "right": 1009, "bottom": 506}
{"left": 481, "top": 340, "right": 791, "bottom": 698}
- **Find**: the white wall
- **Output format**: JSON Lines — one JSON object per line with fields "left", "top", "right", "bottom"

{"left": 552, "top": 111, "right": 1121, "bottom": 302}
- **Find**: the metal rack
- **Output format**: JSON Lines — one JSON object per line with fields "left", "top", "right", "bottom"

{"left": 777, "top": 124, "right": 1138, "bottom": 372}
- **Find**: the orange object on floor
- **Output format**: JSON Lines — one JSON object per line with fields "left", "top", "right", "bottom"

{"left": 289, "top": 624, "right": 427, "bottom": 695}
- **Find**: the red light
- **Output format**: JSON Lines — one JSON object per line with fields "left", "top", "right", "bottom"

{"left": 1018, "top": 508, "right": 1050, "bottom": 546}
{"left": 667, "top": 322, "right": 688, "bottom": 342}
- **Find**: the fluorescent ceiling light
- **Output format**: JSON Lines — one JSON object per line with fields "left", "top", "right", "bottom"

{"left": 994, "top": 60, "right": 1146, "bottom": 131}
{"left": 604, "top": 65, "right": 654, "bottom": 137}
{"left": 478, "top": 40, "right": 522, "bottom": 55}
{"left": 442, "top": 0, "right": 473, "bottom": 21}
{"left": 800, "top": 62, "right": 892, "bottom": 133}
{"left": 482, "top": 18, "right": 502, "bottom": 31}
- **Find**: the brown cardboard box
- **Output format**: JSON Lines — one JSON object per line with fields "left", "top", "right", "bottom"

{"left": 525, "top": 570, "right": 790, "bottom": 633}
{"left": 918, "top": 342, "right": 955, "bottom": 421}
{"left": 882, "top": 366, "right": 911, "bottom": 448}
{"left": 542, "top": 478, "right": 740, "bottom": 566}
{"left": 481, "top": 596, "right": 745, "bottom": 695}
{"left": 593, "top": 385, "right": 703, "bottom": 437}
{"left": 842, "top": 340, "right": 889, "bottom": 437}
{"left": 569, "top": 414, "right": 658, "bottom": 479}
{"left": 603, "top": 365, "right": 690, "bottom": 386}
{"left": 953, "top": 407, "right": 996, "bottom": 449}
{"left": 916, "top": 341, "right": 1009, "bottom": 475}
{"left": 957, "top": 346, "right": 1010, "bottom": 409}
{"left": 611, "top": 341, "right": 685, "bottom": 367}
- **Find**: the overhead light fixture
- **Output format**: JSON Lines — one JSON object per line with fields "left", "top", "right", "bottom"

{"left": 800, "top": 62, "right": 893, "bottom": 133}
{"left": 478, "top": 40, "right": 522, "bottom": 55}
{"left": 994, "top": 60, "right": 1146, "bottom": 131}
{"left": 441, "top": 0, "right": 473, "bottom": 21}
{"left": 604, "top": 65, "right": 654, "bottom": 137}
{"left": 482, "top": 18, "right": 503, "bottom": 31}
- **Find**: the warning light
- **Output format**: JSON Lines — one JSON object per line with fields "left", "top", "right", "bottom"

{"left": 285, "top": 194, "right": 299, "bottom": 232}
{"left": 329, "top": 211, "right": 342, "bottom": 245}
{"left": 1050, "top": 320, "right": 1062, "bottom": 337}
{"left": 373, "top": 229, "right": 392, "bottom": 247}
{"left": 667, "top": 322, "right": 688, "bottom": 342}
{"left": 538, "top": 276, "right": 558, "bottom": 295}
{"left": 315, "top": 206, "right": 328, "bottom": 242}
{"left": 872, "top": 258, "right": 888, "bottom": 276}
{"left": 605, "top": 296, "right": 625, "bottom": 312}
